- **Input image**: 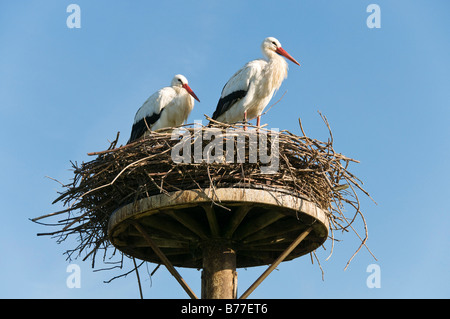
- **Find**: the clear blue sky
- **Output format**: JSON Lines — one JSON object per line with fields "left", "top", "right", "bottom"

{"left": 1, "top": 1, "right": 449, "bottom": 299}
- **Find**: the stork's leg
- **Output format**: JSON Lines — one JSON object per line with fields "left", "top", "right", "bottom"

{"left": 243, "top": 111, "right": 247, "bottom": 131}
{"left": 256, "top": 115, "right": 261, "bottom": 127}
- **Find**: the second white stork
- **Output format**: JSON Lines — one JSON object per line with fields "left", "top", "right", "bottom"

{"left": 211, "top": 37, "right": 300, "bottom": 126}
{"left": 127, "top": 74, "right": 200, "bottom": 144}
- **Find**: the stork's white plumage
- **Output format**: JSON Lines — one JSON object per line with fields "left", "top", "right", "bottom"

{"left": 211, "top": 37, "right": 300, "bottom": 126}
{"left": 127, "top": 74, "right": 200, "bottom": 144}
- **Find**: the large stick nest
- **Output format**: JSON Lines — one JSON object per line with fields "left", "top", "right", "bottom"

{"left": 33, "top": 114, "right": 374, "bottom": 271}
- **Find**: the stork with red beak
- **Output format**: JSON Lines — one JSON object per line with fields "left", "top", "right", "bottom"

{"left": 127, "top": 74, "right": 200, "bottom": 144}
{"left": 211, "top": 37, "right": 300, "bottom": 127}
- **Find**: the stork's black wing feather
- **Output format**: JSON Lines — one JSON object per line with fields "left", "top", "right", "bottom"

{"left": 211, "top": 89, "right": 248, "bottom": 120}
{"left": 127, "top": 112, "right": 161, "bottom": 144}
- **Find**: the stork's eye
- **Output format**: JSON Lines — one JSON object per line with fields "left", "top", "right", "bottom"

{"left": 178, "top": 78, "right": 183, "bottom": 83}
{"left": 272, "top": 41, "right": 277, "bottom": 47}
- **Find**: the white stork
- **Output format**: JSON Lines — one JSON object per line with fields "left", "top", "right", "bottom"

{"left": 211, "top": 37, "right": 300, "bottom": 127}
{"left": 127, "top": 74, "right": 200, "bottom": 144}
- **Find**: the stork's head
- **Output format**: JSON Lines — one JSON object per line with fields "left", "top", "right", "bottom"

{"left": 172, "top": 74, "right": 200, "bottom": 102}
{"left": 262, "top": 37, "right": 300, "bottom": 66}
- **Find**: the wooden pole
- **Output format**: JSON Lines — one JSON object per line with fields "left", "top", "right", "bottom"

{"left": 130, "top": 220, "right": 198, "bottom": 299}
{"left": 239, "top": 226, "right": 313, "bottom": 299}
{"left": 201, "top": 240, "right": 237, "bottom": 299}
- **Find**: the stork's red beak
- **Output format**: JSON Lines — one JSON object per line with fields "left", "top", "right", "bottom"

{"left": 182, "top": 83, "right": 200, "bottom": 102}
{"left": 276, "top": 47, "right": 301, "bottom": 66}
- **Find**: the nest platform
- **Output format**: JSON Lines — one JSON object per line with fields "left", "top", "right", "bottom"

{"left": 108, "top": 188, "right": 329, "bottom": 269}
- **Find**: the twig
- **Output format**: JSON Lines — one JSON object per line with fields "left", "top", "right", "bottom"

{"left": 261, "top": 90, "right": 287, "bottom": 116}
{"left": 133, "top": 257, "right": 143, "bottom": 299}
